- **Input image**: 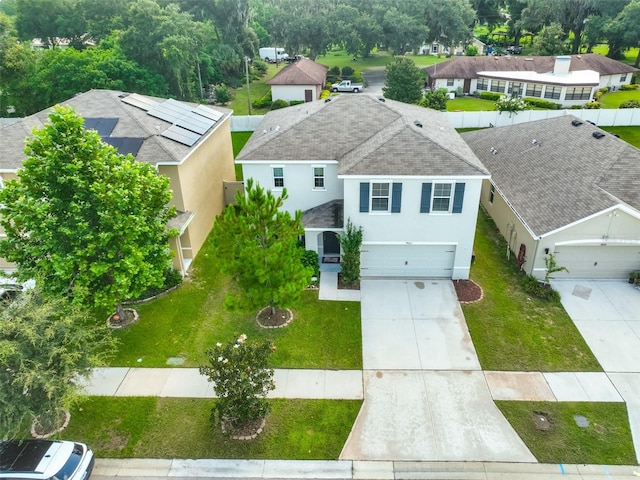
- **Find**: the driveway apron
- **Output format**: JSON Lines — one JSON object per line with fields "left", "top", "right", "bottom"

{"left": 341, "top": 279, "right": 535, "bottom": 462}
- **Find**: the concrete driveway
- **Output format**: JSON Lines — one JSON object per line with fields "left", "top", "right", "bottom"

{"left": 341, "top": 279, "right": 535, "bottom": 462}
{"left": 360, "top": 279, "right": 480, "bottom": 370}
{"left": 550, "top": 280, "right": 640, "bottom": 373}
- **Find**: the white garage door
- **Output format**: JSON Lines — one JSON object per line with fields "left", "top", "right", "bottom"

{"left": 554, "top": 245, "right": 640, "bottom": 279}
{"left": 360, "top": 244, "right": 456, "bottom": 278}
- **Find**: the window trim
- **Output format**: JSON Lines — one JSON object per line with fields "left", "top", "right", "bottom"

{"left": 272, "top": 166, "right": 284, "bottom": 189}
{"left": 312, "top": 165, "right": 325, "bottom": 190}
{"left": 525, "top": 83, "right": 543, "bottom": 98}
{"left": 565, "top": 86, "right": 591, "bottom": 101}
{"left": 446, "top": 78, "right": 454, "bottom": 87}
{"left": 489, "top": 184, "right": 495, "bottom": 204}
{"left": 544, "top": 85, "right": 562, "bottom": 100}
{"left": 431, "top": 182, "right": 453, "bottom": 213}
{"left": 620, "top": 73, "right": 628, "bottom": 82}
{"left": 476, "top": 78, "right": 488, "bottom": 91}
{"left": 490, "top": 80, "right": 506, "bottom": 93}
{"left": 370, "top": 181, "right": 391, "bottom": 213}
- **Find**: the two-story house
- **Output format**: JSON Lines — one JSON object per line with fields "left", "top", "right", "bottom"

{"left": 236, "top": 95, "right": 489, "bottom": 280}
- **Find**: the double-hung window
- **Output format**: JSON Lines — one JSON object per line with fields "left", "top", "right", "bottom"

{"left": 447, "top": 79, "right": 454, "bottom": 87}
{"left": 313, "top": 166, "right": 325, "bottom": 189}
{"left": 371, "top": 182, "right": 390, "bottom": 212}
{"left": 490, "top": 80, "right": 506, "bottom": 93}
{"left": 526, "top": 83, "right": 543, "bottom": 97}
{"left": 544, "top": 85, "right": 561, "bottom": 100}
{"left": 272, "top": 167, "right": 284, "bottom": 188}
{"left": 508, "top": 82, "right": 522, "bottom": 96}
{"left": 432, "top": 183, "right": 453, "bottom": 212}
{"left": 476, "top": 78, "right": 488, "bottom": 91}
{"left": 565, "top": 86, "right": 591, "bottom": 100}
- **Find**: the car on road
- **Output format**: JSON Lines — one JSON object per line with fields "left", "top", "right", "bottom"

{"left": 0, "top": 440, "right": 94, "bottom": 480}
{"left": 331, "top": 80, "right": 364, "bottom": 93}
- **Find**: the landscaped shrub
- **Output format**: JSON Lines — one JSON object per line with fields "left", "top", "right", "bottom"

{"left": 252, "top": 90, "right": 272, "bottom": 109}
{"left": 523, "top": 97, "right": 562, "bottom": 109}
{"left": 594, "top": 90, "right": 604, "bottom": 101}
{"left": 519, "top": 274, "right": 561, "bottom": 302}
{"left": 300, "top": 249, "right": 319, "bottom": 278}
{"left": 619, "top": 100, "right": 640, "bottom": 108}
{"left": 326, "top": 75, "right": 339, "bottom": 84}
{"left": 213, "top": 85, "right": 231, "bottom": 104}
{"left": 570, "top": 104, "right": 584, "bottom": 109}
{"left": 465, "top": 45, "right": 478, "bottom": 56}
{"left": 270, "top": 99, "right": 289, "bottom": 110}
{"left": 338, "top": 219, "right": 363, "bottom": 286}
{"left": 348, "top": 72, "right": 364, "bottom": 83}
{"left": 129, "top": 268, "right": 183, "bottom": 301}
{"left": 585, "top": 101, "right": 601, "bottom": 109}
{"left": 620, "top": 84, "right": 638, "bottom": 91}
{"left": 341, "top": 66, "right": 354, "bottom": 77}
{"left": 320, "top": 89, "right": 330, "bottom": 99}
{"left": 495, "top": 96, "right": 530, "bottom": 116}
{"left": 289, "top": 100, "right": 304, "bottom": 106}
{"left": 480, "top": 91, "right": 502, "bottom": 101}
{"left": 329, "top": 66, "right": 341, "bottom": 76}
{"left": 251, "top": 59, "right": 268, "bottom": 77}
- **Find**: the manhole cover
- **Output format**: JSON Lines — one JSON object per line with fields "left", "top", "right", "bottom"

{"left": 166, "top": 357, "right": 185, "bottom": 365}
{"left": 574, "top": 415, "right": 589, "bottom": 428}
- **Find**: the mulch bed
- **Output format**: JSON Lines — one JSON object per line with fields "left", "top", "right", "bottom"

{"left": 256, "top": 307, "right": 292, "bottom": 328}
{"left": 108, "top": 308, "right": 139, "bottom": 329}
{"left": 222, "top": 417, "right": 266, "bottom": 440}
{"left": 453, "top": 279, "right": 483, "bottom": 303}
{"left": 337, "top": 273, "right": 360, "bottom": 291}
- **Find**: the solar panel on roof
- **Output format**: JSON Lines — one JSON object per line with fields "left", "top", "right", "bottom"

{"left": 148, "top": 101, "right": 214, "bottom": 134}
{"left": 84, "top": 118, "right": 118, "bottom": 137}
{"left": 102, "top": 137, "right": 144, "bottom": 157}
{"left": 121, "top": 93, "right": 159, "bottom": 111}
{"left": 193, "top": 105, "right": 223, "bottom": 122}
{"left": 161, "top": 125, "right": 200, "bottom": 147}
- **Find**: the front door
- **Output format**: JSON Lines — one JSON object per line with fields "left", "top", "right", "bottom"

{"left": 463, "top": 78, "right": 471, "bottom": 93}
{"left": 305, "top": 89, "right": 313, "bottom": 102}
{"left": 323, "top": 231, "right": 340, "bottom": 255}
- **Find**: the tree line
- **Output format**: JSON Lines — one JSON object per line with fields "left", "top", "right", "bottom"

{"left": 1, "top": 0, "right": 639, "bottom": 117}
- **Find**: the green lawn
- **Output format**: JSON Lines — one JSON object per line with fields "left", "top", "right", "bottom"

{"left": 447, "top": 97, "right": 495, "bottom": 111}
{"left": 231, "top": 131, "right": 252, "bottom": 179}
{"left": 60, "top": 397, "right": 362, "bottom": 459}
{"left": 599, "top": 88, "right": 640, "bottom": 108}
{"left": 496, "top": 401, "right": 636, "bottom": 465}
{"left": 463, "top": 209, "right": 602, "bottom": 372}
{"left": 601, "top": 126, "right": 640, "bottom": 148}
{"left": 111, "top": 234, "right": 362, "bottom": 369}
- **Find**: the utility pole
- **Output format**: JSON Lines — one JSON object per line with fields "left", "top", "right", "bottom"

{"left": 245, "top": 56, "right": 252, "bottom": 115}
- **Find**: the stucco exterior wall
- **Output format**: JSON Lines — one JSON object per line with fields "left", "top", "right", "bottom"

{"left": 600, "top": 73, "right": 634, "bottom": 90}
{"left": 158, "top": 117, "right": 236, "bottom": 267}
{"left": 239, "top": 161, "right": 343, "bottom": 214}
{"left": 343, "top": 177, "right": 484, "bottom": 279}
{"left": 271, "top": 84, "right": 319, "bottom": 102}
{"left": 479, "top": 180, "right": 538, "bottom": 275}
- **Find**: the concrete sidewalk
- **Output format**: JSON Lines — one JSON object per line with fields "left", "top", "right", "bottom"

{"left": 93, "top": 458, "right": 640, "bottom": 479}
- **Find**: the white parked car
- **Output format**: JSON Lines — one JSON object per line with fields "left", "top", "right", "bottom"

{"left": 0, "top": 440, "right": 94, "bottom": 480}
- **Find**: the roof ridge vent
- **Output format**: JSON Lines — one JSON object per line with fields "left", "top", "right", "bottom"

{"left": 592, "top": 131, "right": 605, "bottom": 139}
{"left": 571, "top": 119, "right": 583, "bottom": 126}
{"left": 414, "top": 120, "right": 423, "bottom": 128}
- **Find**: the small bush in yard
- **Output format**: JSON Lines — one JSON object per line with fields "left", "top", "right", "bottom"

{"left": 329, "top": 66, "right": 341, "bottom": 76}
{"left": 620, "top": 100, "right": 640, "bottom": 108}
{"left": 200, "top": 334, "right": 275, "bottom": 431}
{"left": 620, "top": 84, "right": 638, "bottom": 91}
{"left": 585, "top": 101, "right": 601, "bottom": 109}
{"left": 213, "top": 85, "right": 231, "bottom": 104}
{"left": 480, "top": 91, "right": 501, "bottom": 101}
{"left": 301, "top": 249, "right": 319, "bottom": 278}
{"left": 341, "top": 66, "right": 354, "bottom": 77}
{"left": 270, "top": 99, "right": 289, "bottom": 110}
{"left": 496, "top": 95, "right": 530, "bottom": 116}
{"left": 338, "top": 219, "right": 363, "bottom": 286}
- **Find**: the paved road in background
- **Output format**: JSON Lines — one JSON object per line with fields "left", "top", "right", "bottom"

{"left": 361, "top": 67, "right": 384, "bottom": 97}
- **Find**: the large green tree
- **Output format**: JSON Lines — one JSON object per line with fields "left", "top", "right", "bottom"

{"left": 0, "top": 289, "right": 116, "bottom": 438}
{"left": 0, "top": 106, "right": 176, "bottom": 316}
{"left": 383, "top": 56, "right": 424, "bottom": 104}
{"left": 423, "top": 0, "right": 475, "bottom": 49}
{"left": 211, "top": 178, "right": 311, "bottom": 315}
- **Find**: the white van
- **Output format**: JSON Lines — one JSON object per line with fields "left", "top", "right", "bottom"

{"left": 259, "top": 47, "right": 289, "bottom": 63}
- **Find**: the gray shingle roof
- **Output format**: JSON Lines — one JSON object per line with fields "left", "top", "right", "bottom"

{"left": 266, "top": 58, "right": 328, "bottom": 86}
{"left": 302, "top": 199, "right": 343, "bottom": 228}
{"left": 237, "top": 95, "right": 488, "bottom": 177}
{"left": 425, "top": 53, "right": 638, "bottom": 80}
{"left": 0, "top": 90, "right": 231, "bottom": 171}
{"left": 462, "top": 116, "right": 640, "bottom": 237}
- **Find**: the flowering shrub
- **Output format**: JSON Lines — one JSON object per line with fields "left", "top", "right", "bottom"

{"left": 495, "top": 96, "right": 530, "bottom": 117}
{"left": 199, "top": 334, "right": 275, "bottom": 429}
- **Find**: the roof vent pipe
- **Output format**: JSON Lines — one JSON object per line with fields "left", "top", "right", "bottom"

{"left": 592, "top": 132, "right": 605, "bottom": 139}
{"left": 571, "top": 119, "right": 583, "bottom": 126}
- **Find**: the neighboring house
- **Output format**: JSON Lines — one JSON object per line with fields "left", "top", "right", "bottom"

{"left": 425, "top": 54, "right": 638, "bottom": 106}
{"left": 236, "top": 95, "right": 489, "bottom": 279}
{"left": 462, "top": 116, "right": 640, "bottom": 280}
{"left": 266, "top": 58, "right": 328, "bottom": 103}
{"left": 0, "top": 89, "right": 236, "bottom": 275}
{"left": 420, "top": 38, "right": 486, "bottom": 56}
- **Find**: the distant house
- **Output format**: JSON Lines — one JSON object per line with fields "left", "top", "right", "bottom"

{"left": 237, "top": 95, "right": 489, "bottom": 279}
{"left": 462, "top": 116, "right": 640, "bottom": 279}
{"left": 425, "top": 54, "right": 638, "bottom": 106}
{"left": 420, "top": 38, "right": 486, "bottom": 56}
{"left": 266, "top": 58, "right": 328, "bottom": 103}
{"left": 0, "top": 89, "right": 236, "bottom": 275}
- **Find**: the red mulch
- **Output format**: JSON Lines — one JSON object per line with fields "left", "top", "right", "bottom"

{"left": 453, "top": 279, "right": 483, "bottom": 303}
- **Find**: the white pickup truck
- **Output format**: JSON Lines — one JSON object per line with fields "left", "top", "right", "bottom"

{"left": 331, "top": 80, "right": 364, "bottom": 93}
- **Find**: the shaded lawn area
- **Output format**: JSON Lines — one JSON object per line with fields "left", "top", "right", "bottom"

{"left": 599, "top": 89, "right": 640, "bottom": 108}
{"left": 111, "top": 234, "right": 362, "bottom": 369}
{"left": 61, "top": 397, "right": 362, "bottom": 460}
{"left": 601, "top": 126, "right": 640, "bottom": 148}
{"left": 496, "top": 401, "right": 635, "bottom": 465}
{"left": 463, "top": 209, "right": 601, "bottom": 372}
{"left": 231, "top": 131, "right": 252, "bottom": 180}
{"left": 447, "top": 97, "right": 496, "bottom": 111}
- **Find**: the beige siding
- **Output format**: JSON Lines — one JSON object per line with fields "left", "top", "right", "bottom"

{"left": 480, "top": 179, "right": 538, "bottom": 275}
{"left": 159, "top": 117, "right": 236, "bottom": 269}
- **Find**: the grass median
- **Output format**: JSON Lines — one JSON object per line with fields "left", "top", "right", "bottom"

{"left": 60, "top": 397, "right": 362, "bottom": 459}
{"left": 463, "top": 209, "right": 601, "bottom": 372}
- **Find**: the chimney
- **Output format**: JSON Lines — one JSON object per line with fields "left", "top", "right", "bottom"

{"left": 553, "top": 56, "right": 571, "bottom": 76}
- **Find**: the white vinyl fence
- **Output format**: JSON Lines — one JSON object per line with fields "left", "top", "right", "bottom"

{"left": 231, "top": 108, "right": 640, "bottom": 132}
